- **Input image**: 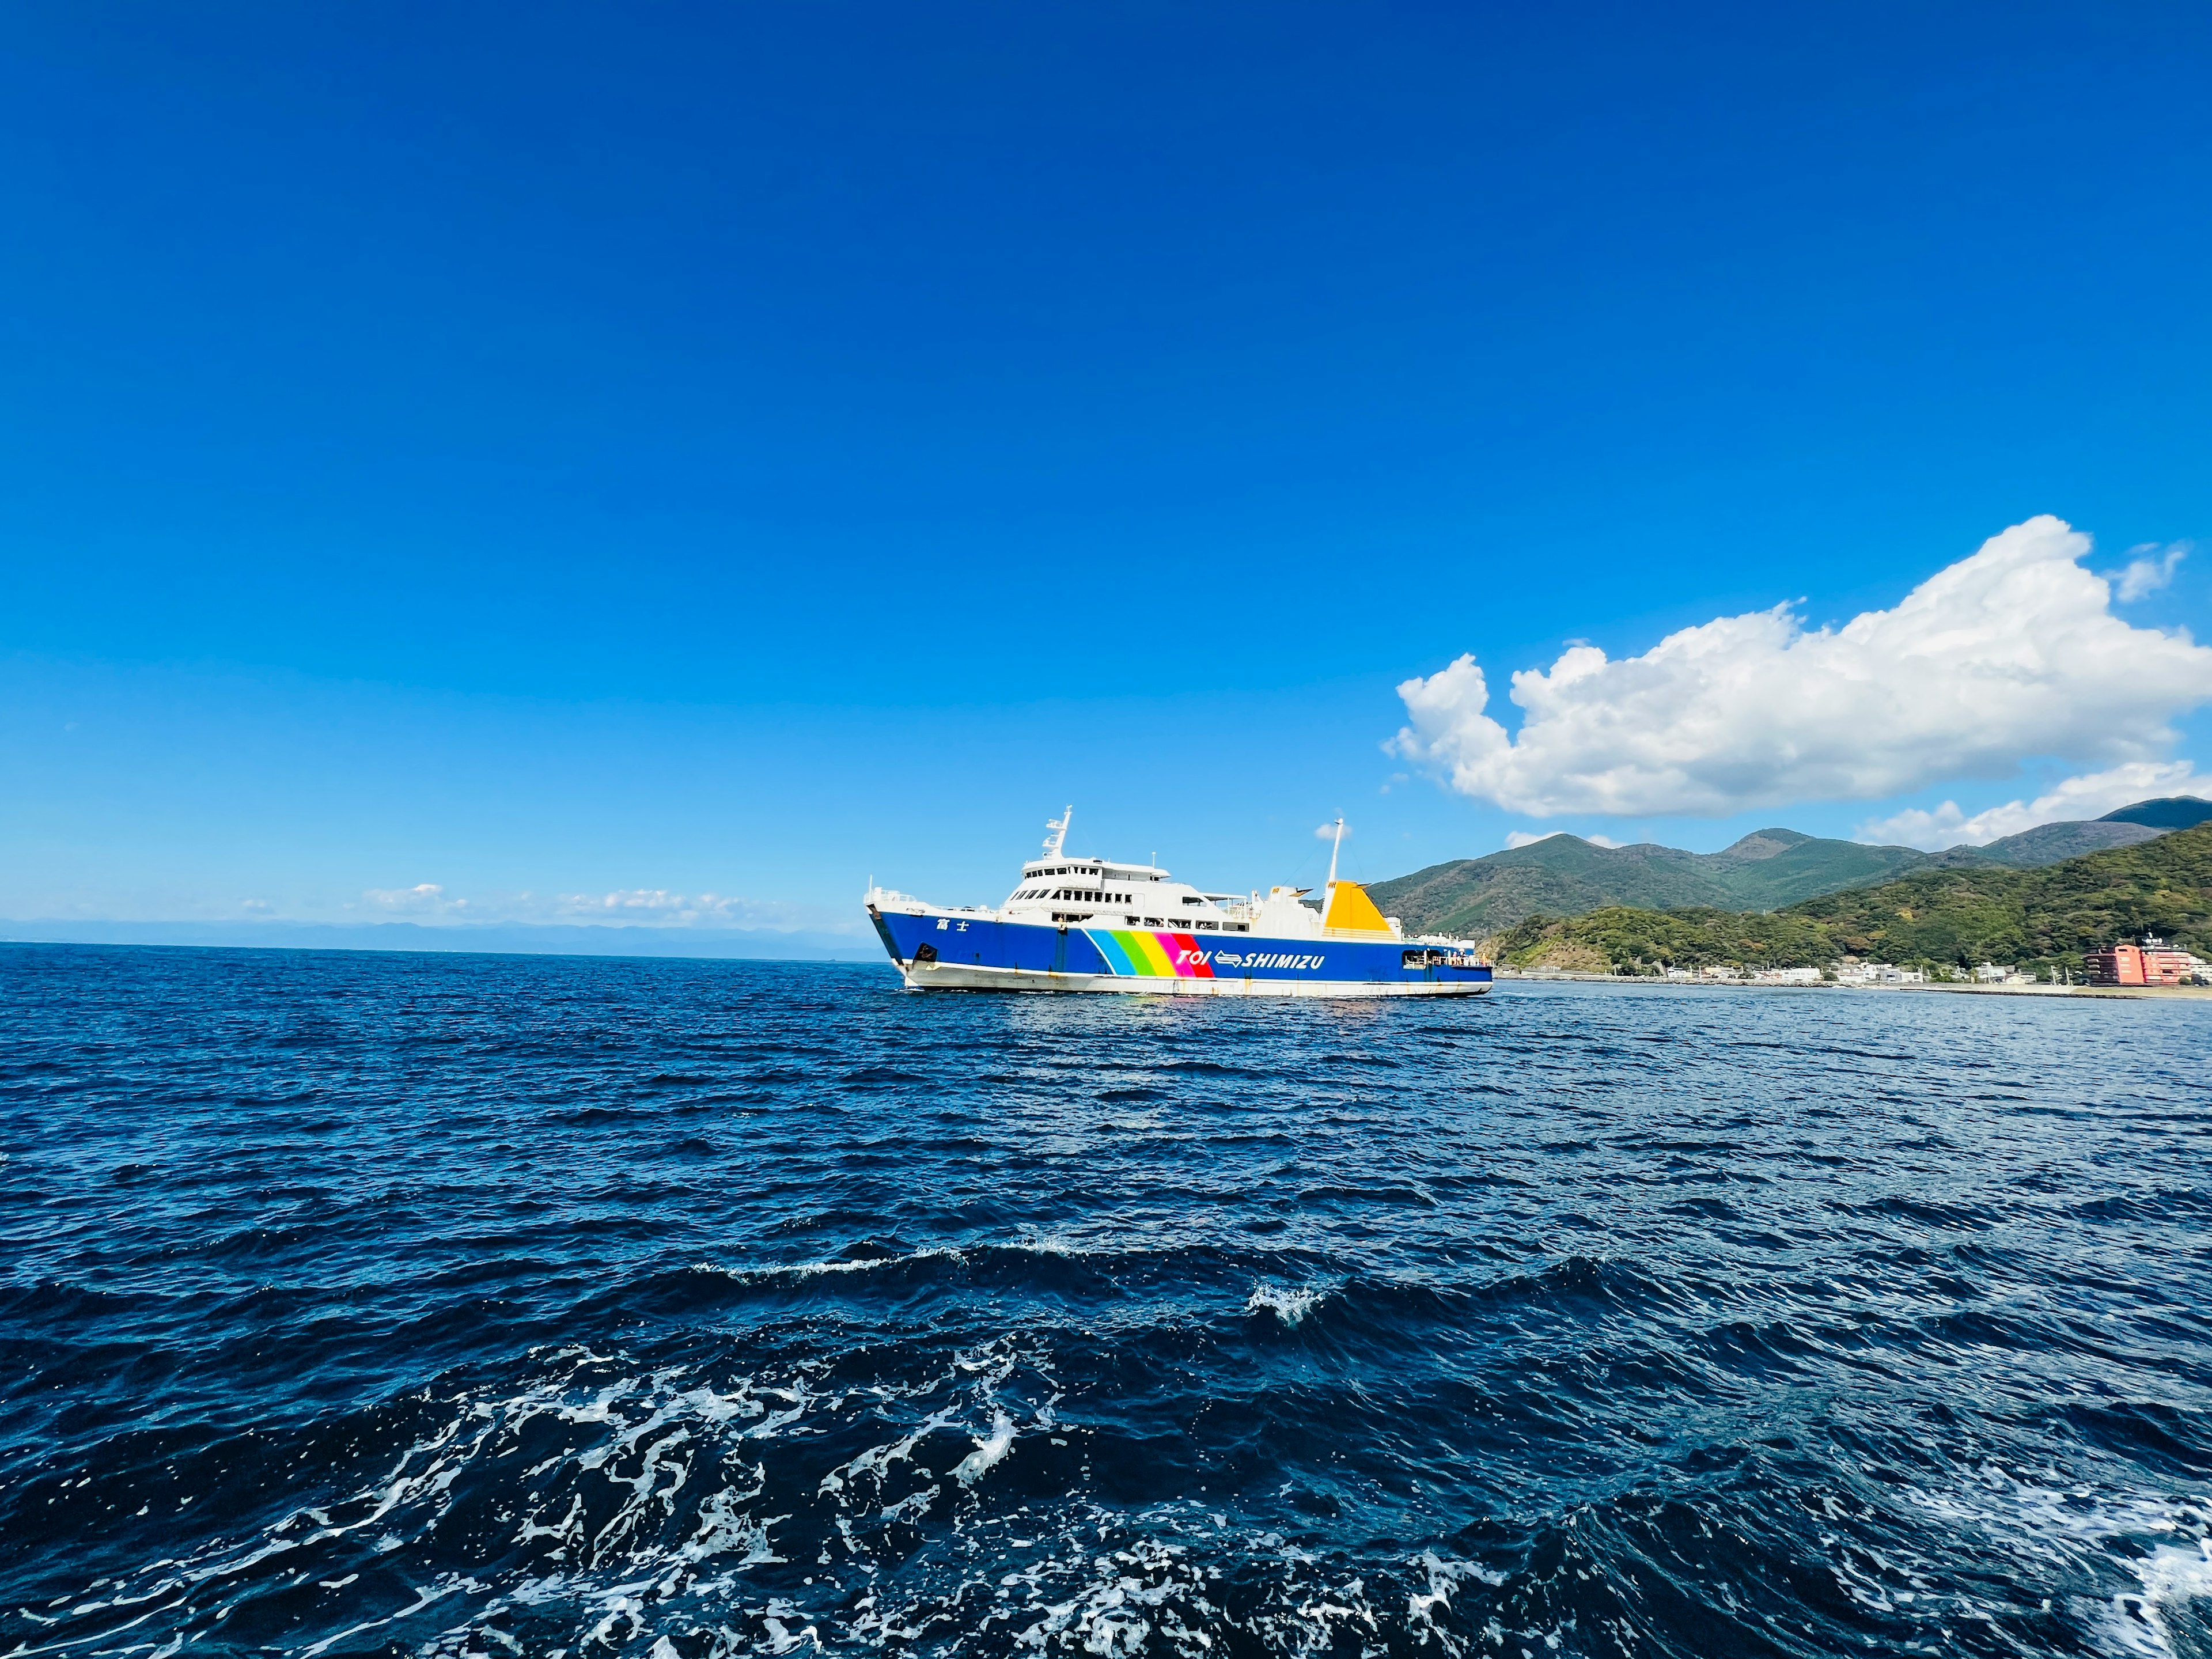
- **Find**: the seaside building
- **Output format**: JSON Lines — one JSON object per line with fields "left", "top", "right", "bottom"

{"left": 1833, "top": 963, "right": 1925, "bottom": 985}
{"left": 2082, "top": 935, "right": 2197, "bottom": 986}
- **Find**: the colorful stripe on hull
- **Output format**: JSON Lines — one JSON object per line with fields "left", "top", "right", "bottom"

{"left": 1089, "top": 929, "right": 1213, "bottom": 978}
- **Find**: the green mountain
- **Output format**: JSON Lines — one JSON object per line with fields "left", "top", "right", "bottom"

{"left": 2100, "top": 795, "right": 2212, "bottom": 830}
{"left": 1369, "top": 828, "right": 1948, "bottom": 936}
{"left": 1488, "top": 824, "right": 2212, "bottom": 977}
{"left": 1971, "top": 819, "right": 2161, "bottom": 867}
{"left": 1369, "top": 797, "right": 2212, "bottom": 936}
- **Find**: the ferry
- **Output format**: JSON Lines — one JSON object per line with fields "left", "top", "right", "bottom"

{"left": 865, "top": 809, "right": 1493, "bottom": 998}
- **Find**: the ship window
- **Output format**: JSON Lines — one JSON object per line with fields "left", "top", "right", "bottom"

{"left": 1124, "top": 915, "right": 1138, "bottom": 925}
{"left": 1195, "top": 920, "right": 1218, "bottom": 931}
{"left": 1228, "top": 923, "right": 1249, "bottom": 933}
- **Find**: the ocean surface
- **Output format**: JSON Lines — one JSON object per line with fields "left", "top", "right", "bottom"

{"left": 4, "top": 945, "right": 2210, "bottom": 1659}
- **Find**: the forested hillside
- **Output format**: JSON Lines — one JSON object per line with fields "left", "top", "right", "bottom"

{"left": 1374, "top": 798, "right": 2211, "bottom": 937}
{"left": 1486, "top": 824, "right": 2212, "bottom": 976}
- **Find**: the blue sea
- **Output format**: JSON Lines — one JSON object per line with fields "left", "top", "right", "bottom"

{"left": 5, "top": 944, "right": 2210, "bottom": 1659}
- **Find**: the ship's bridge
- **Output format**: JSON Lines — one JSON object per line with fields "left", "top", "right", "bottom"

{"left": 1000, "top": 855, "right": 1262, "bottom": 932}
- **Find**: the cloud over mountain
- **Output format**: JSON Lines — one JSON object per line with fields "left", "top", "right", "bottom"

{"left": 1391, "top": 517, "right": 2212, "bottom": 817}
{"left": 1855, "top": 760, "right": 2200, "bottom": 850}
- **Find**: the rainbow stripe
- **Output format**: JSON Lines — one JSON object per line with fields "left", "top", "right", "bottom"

{"left": 1088, "top": 929, "right": 1215, "bottom": 979}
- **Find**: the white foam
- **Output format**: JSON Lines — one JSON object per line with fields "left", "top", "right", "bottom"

{"left": 953, "top": 1411, "right": 1017, "bottom": 1487}
{"left": 1246, "top": 1283, "right": 1325, "bottom": 1327}
{"left": 36, "top": 1336, "right": 1505, "bottom": 1659}
{"left": 2104, "top": 1537, "right": 2212, "bottom": 1658}
{"left": 759, "top": 1246, "right": 967, "bottom": 1280}
{"left": 818, "top": 1407, "right": 959, "bottom": 1496}
{"left": 1898, "top": 1468, "right": 2211, "bottom": 1657}
{"left": 881, "top": 1486, "right": 938, "bottom": 1524}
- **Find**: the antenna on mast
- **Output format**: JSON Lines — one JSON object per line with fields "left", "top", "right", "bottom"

{"left": 1043, "top": 805, "right": 1074, "bottom": 859}
{"left": 1325, "top": 816, "right": 1345, "bottom": 913}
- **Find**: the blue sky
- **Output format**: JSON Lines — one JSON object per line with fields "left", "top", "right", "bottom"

{"left": 4, "top": 2, "right": 2209, "bottom": 934}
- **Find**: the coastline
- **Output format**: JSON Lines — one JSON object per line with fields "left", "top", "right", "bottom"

{"left": 1495, "top": 968, "right": 2212, "bottom": 1000}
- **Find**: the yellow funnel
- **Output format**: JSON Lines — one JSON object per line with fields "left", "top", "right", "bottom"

{"left": 1322, "top": 880, "right": 1394, "bottom": 937}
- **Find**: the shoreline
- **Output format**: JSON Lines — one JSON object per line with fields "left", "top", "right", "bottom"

{"left": 1497, "top": 969, "right": 2212, "bottom": 1001}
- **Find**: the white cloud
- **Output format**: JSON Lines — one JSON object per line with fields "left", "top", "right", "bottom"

{"left": 2113, "top": 540, "right": 2189, "bottom": 602}
{"left": 1855, "top": 760, "right": 2199, "bottom": 850}
{"left": 1391, "top": 516, "right": 2212, "bottom": 817}
{"left": 1313, "top": 821, "right": 1351, "bottom": 840}
{"left": 348, "top": 884, "right": 811, "bottom": 929}
{"left": 362, "top": 882, "right": 470, "bottom": 915}
{"left": 554, "top": 889, "right": 793, "bottom": 927}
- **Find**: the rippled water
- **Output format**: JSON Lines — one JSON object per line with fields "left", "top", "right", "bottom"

{"left": 4, "top": 944, "right": 2210, "bottom": 1659}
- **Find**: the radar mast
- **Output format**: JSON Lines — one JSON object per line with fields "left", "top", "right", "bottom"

{"left": 1043, "top": 805, "right": 1074, "bottom": 859}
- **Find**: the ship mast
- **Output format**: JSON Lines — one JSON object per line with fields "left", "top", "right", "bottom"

{"left": 1043, "top": 805, "right": 1073, "bottom": 859}
{"left": 1324, "top": 816, "right": 1344, "bottom": 915}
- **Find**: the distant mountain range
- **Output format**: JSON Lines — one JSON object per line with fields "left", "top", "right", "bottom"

{"left": 1368, "top": 797, "right": 2212, "bottom": 937}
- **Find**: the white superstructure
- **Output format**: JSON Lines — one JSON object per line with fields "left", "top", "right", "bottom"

{"left": 873, "top": 806, "right": 1363, "bottom": 940}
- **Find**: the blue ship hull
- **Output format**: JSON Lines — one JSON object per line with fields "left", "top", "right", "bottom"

{"left": 869, "top": 907, "right": 1493, "bottom": 998}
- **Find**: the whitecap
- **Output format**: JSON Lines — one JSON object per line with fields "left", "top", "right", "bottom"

{"left": 1246, "top": 1283, "right": 1325, "bottom": 1327}
{"left": 2105, "top": 1537, "right": 2212, "bottom": 1659}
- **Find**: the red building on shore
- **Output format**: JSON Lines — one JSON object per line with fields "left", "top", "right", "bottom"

{"left": 2082, "top": 936, "right": 2197, "bottom": 986}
